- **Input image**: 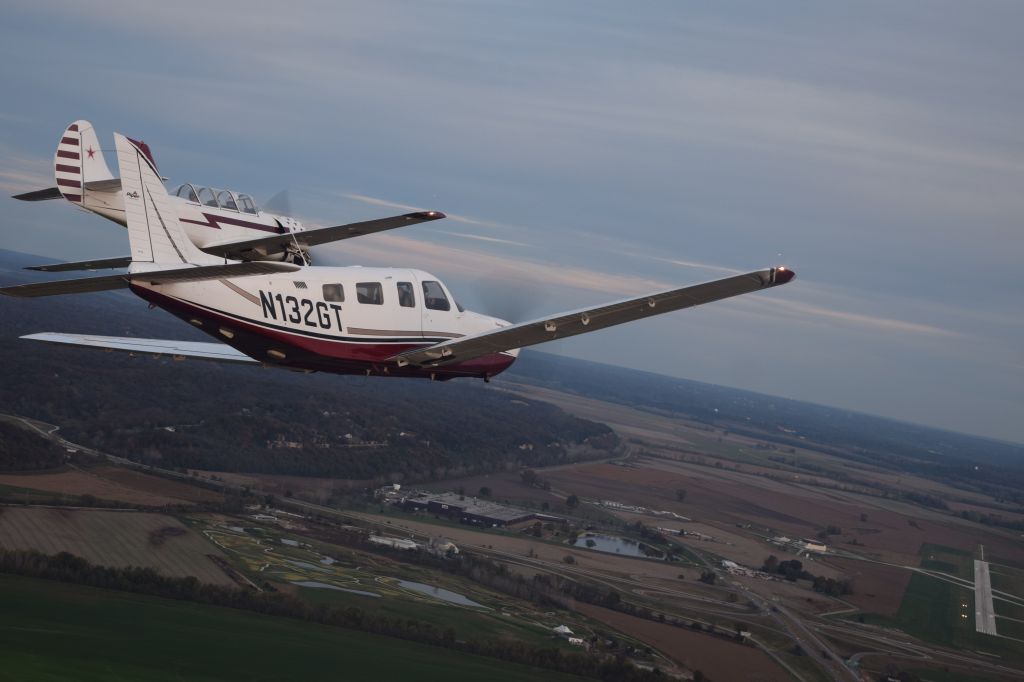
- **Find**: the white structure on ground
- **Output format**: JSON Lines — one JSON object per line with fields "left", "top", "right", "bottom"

{"left": 369, "top": 536, "right": 418, "bottom": 550}
{"left": 800, "top": 539, "right": 827, "bottom": 553}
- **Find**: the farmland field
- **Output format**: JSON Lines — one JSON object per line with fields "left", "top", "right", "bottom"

{"left": 573, "top": 602, "right": 792, "bottom": 681}
{"left": 0, "top": 508, "right": 232, "bottom": 585}
{"left": 0, "top": 465, "right": 221, "bottom": 506}
{"left": 0, "top": 574, "right": 584, "bottom": 682}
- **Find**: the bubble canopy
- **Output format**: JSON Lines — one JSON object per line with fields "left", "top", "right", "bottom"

{"left": 173, "top": 183, "right": 259, "bottom": 215}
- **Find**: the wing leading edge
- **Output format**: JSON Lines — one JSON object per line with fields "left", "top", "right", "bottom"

{"left": 21, "top": 333, "right": 257, "bottom": 364}
{"left": 391, "top": 267, "right": 795, "bottom": 368}
{"left": 200, "top": 211, "right": 446, "bottom": 260}
{"left": 0, "top": 261, "right": 299, "bottom": 298}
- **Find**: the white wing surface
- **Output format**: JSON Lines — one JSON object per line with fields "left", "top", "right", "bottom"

{"left": 22, "top": 333, "right": 257, "bottom": 364}
{"left": 391, "top": 267, "right": 795, "bottom": 368}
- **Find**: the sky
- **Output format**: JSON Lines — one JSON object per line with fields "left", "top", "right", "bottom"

{"left": 0, "top": 1, "right": 1021, "bottom": 443}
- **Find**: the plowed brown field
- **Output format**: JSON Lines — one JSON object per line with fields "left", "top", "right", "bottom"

{"left": 0, "top": 508, "right": 232, "bottom": 585}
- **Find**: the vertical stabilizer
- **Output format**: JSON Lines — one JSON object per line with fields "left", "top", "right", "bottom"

{"left": 54, "top": 120, "right": 114, "bottom": 204}
{"left": 114, "top": 133, "right": 219, "bottom": 266}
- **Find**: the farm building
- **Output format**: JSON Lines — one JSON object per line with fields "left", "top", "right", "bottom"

{"left": 400, "top": 492, "right": 540, "bottom": 527}
{"left": 800, "top": 538, "right": 828, "bottom": 553}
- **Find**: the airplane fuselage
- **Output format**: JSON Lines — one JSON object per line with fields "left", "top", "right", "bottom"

{"left": 78, "top": 185, "right": 304, "bottom": 262}
{"left": 130, "top": 265, "right": 517, "bottom": 380}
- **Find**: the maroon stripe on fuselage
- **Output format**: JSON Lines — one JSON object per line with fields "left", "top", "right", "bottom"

{"left": 57, "top": 150, "right": 80, "bottom": 160}
{"left": 67, "top": 124, "right": 79, "bottom": 132}
{"left": 180, "top": 213, "right": 281, "bottom": 233}
{"left": 60, "top": 136, "right": 79, "bottom": 146}
{"left": 55, "top": 164, "right": 80, "bottom": 174}
{"left": 131, "top": 285, "right": 515, "bottom": 379}
{"left": 63, "top": 193, "right": 82, "bottom": 202}
{"left": 57, "top": 178, "right": 81, "bottom": 188}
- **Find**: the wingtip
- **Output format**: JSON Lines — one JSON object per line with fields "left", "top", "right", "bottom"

{"left": 772, "top": 266, "right": 796, "bottom": 284}
{"left": 409, "top": 210, "right": 446, "bottom": 221}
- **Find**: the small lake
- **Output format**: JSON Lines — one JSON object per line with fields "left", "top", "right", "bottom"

{"left": 293, "top": 581, "right": 380, "bottom": 598}
{"left": 573, "top": 534, "right": 663, "bottom": 559}
{"left": 397, "top": 580, "right": 489, "bottom": 609}
{"left": 284, "top": 558, "right": 329, "bottom": 572}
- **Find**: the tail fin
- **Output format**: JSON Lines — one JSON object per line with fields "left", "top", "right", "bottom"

{"left": 114, "top": 133, "right": 219, "bottom": 266}
{"left": 54, "top": 120, "right": 114, "bottom": 205}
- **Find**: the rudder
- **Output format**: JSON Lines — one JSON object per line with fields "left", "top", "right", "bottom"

{"left": 54, "top": 120, "right": 114, "bottom": 205}
{"left": 114, "top": 132, "right": 219, "bottom": 266}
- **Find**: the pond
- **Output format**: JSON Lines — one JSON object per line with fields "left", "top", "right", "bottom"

{"left": 396, "top": 580, "right": 489, "bottom": 609}
{"left": 572, "top": 534, "right": 664, "bottom": 559}
{"left": 284, "top": 559, "right": 329, "bottom": 572}
{"left": 293, "top": 581, "right": 380, "bottom": 598}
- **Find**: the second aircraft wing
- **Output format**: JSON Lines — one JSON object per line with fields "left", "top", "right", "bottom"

{"left": 199, "top": 211, "right": 446, "bottom": 260}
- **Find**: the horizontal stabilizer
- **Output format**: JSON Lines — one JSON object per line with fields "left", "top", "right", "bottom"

{"left": 27, "top": 256, "right": 132, "bottom": 272}
{"left": 13, "top": 187, "right": 62, "bottom": 202}
{"left": 22, "top": 333, "right": 257, "bottom": 364}
{"left": 1, "top": 261, "right": 300, "bottom": 298}
{"left": 201, "top": 211, "right": 445, "bottom": 259}
{"left": 391, "top": 267, "right": 796, "bottom": 368}
{"left": 129, "top": 260, "right": 300, "bottom": 284}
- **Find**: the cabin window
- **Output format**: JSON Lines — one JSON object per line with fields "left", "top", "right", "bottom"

{"left": 293, "top": 281, "right": 307, "bottom": 290}
{"left": 422, "top": 281, "right": 450, "bottom": 311}
{"left": 356, "top": 282, "right": 383, "bottom": 305}
{"left": 197, "top": 187, "right": 217, "bottom": 207}
{"left": 174, "top": 184, "right": 199, "bottom": 202}
{"left": 237, "top": 194, "right": 258, "bottom": 215}
{"left": 396, "top": 282, "right": 415, "bottom": 308}
{"left": 322, "top": 283, "right": 344, "bottom": 302}
{"left": 217, "top": 190, "right": 238, "bottom": 211}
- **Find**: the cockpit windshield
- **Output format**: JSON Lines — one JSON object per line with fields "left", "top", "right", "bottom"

{"left": 174, "top": 184, "right": 259, "bottom": 214}
{"left": 216, "top": 190, "right": 238, "bottom": 211}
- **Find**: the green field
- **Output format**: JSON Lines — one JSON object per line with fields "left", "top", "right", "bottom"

{"left": 0, "top": 574, "right": 584, "bottom": 682}
{"left": 920, "top": 542, "right": 975, "bottom": 579}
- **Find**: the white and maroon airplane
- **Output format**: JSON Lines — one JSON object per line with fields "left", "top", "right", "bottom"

{"left": 2, "top": 127, "right": 795, "bottom": 382}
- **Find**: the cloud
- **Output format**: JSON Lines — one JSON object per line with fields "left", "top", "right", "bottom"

{"left": 434, "top": 231, "right": 532, "bottom": 248}
{"left": 336, "top": 193, "right": 504, "bottom": 230}
{"left": 0, "top": 153, "right": 51, "bottom": 194}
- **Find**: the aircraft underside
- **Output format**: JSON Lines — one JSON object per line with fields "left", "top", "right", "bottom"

{"left": 132, "top": 285, "right": 516, "bottom": 380}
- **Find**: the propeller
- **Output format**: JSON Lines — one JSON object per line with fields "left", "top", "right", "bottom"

{"left": 262, "top": 189, "right": 293, "bottom": 217}
{"left": 471, "top": 274, "right": 547, "bottom": 324}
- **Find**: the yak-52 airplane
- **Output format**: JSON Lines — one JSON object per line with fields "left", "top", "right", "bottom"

{"left": 2, "top": 124, "right": 795, "bottom": 381}
{"left": 13, "top": 120, "right": 440, "bottom": 266}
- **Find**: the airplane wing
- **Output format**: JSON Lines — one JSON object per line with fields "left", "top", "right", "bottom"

{"left": 26, "top": 256, "right": 132, "bottom": 272}
{"left": 21, "top": 332, "right": 257, "bottom": 364}
{"left": 391, "top": 267, "right": 795, "bottom": 368}
{"left": 199, "top": 211, "right": 446, "bottom": 259}
{"left": 0, "top": 261, "right": 299, "bottom": 298}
